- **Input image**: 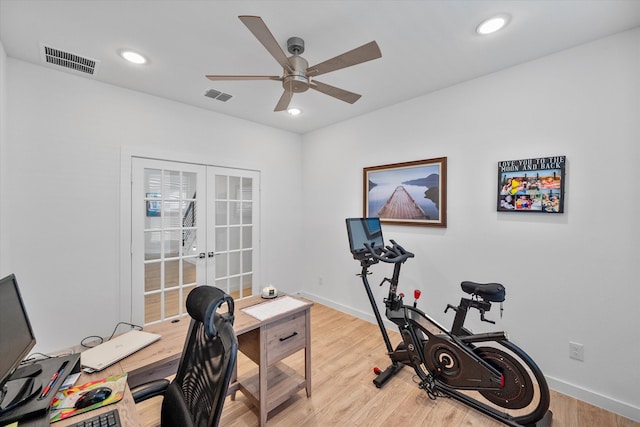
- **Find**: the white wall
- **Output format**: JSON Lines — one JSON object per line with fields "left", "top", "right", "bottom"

{"left": 0, "top": 41, "right": 7, "bottom": 273}
{"left": 300, "top": 28, "right": 640, "bottom": 420}
{"left": 1, "top": 58, "right": 303, "bottom": 354}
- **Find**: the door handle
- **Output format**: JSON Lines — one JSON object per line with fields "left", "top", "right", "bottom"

{"left": 199, "top": 253, "right": 206, "bottom": 259}
{"left": 208, "top": 252, "right": 215, "bottom": 258}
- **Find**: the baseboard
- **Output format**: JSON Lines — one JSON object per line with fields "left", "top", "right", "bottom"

{"left": 545, "top": 376, "right": 640, "bottom": 422}
{"left": 296, "top": 290, "right": 640, "bottom": 423}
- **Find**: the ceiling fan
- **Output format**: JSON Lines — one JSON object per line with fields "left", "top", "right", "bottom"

{"left": 206, "top": 15, "right": 382, "bottom": 112}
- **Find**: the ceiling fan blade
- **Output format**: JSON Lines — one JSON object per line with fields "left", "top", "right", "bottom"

{"left": 307, "top": 41, "right": 382, "bottom": 77}
{"left": 274, "top": 89, "right": 294, "bottom": 112}
{"left": 206, "top": 75, "right": 282, "bottom": 81}
{"left": 310, "top": 80, "right": 362, "bottom": 104}
{"left": 239, "top": 16, "right": 294, "bottom": 72}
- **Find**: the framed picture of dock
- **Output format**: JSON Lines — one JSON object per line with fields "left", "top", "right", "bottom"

{"left": 363, "top": 157, "right": 447, "bottom": 227}
{"left": 497, "top": 155, "right": 566, "bottom": 213}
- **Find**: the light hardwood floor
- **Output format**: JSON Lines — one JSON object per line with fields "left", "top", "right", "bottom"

{"left": 138, "top": 303, "right": 638, "bottom": 427}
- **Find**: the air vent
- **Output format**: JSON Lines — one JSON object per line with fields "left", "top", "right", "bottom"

{"left": 40, "top": 43, "right": 99, "bottom": 75}
{"left": 205, "top": 89, "right": 232, "bottom": 102}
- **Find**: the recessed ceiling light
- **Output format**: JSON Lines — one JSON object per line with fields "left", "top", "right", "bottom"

{"left": 287, "top": 107, "right": 302, "bottom": 116}
{"left": 119, "top": 50, "right": 147, "bottom": 64}
{"left": 476, "top": 14, "right": 510, "bottom": 35}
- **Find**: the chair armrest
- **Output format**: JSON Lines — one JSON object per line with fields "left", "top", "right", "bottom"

{"left": 130, "top": 379, "right": 170, "bottom": 403}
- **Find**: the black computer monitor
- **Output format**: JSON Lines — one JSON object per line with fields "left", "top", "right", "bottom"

{"left": 346, "top": 217, "right": 384, "bottom": 259}
{"left": 0, "top": 274, "right": 38, "bottom": 414}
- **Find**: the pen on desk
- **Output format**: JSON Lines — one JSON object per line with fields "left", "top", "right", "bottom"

{"left": 40, "top": 360, "right": 68, "bottom": 399}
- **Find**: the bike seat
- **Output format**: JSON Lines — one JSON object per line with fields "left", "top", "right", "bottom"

{"left": 461, "top": 281, "right": 505, "bottom": 302}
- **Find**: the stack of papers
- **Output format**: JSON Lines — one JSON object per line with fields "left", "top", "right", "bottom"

{"left": 242, "top": 296, "right": 308, "bottom": 321}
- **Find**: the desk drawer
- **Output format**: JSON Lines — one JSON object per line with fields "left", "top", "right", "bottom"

{"left": 266, "top": 312, "right": 306, "bottom": 366}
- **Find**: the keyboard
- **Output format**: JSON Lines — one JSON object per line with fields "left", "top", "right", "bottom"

{"left": 66, "top": 408, "right": 121, "bottom": 427}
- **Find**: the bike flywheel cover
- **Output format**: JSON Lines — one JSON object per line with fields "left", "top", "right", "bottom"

{"left": 476, "top": 347, "right": 534, "bottom": 409}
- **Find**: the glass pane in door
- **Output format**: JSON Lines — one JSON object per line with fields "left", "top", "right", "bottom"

{"left": 211, "top": 171, "right": 255, "bottom": 299}
{"left": 143, "top": 168, "right": 200, "bottom": 324}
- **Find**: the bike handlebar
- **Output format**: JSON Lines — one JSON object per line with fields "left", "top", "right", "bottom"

{"left": 364, "top": 239, "right": 415, "bottom": 264}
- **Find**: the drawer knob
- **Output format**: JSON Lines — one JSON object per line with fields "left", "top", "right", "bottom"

{"left": 279, "top": 332, "right": 298, "bottom": 342}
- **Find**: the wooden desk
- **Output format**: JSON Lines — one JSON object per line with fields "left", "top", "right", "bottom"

{"left": 231, "top": 296, "right": 312, "bottom": 427}
{"left": 56, "top": 294, "right": 312, "bottom": 427}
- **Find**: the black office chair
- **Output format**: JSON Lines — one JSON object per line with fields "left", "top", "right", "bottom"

{"left": 131, "top": 286, "right": 238, "bottom": 427}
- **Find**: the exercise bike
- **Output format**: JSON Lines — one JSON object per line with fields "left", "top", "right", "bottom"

{"left": 345, "top": 218, "right": 551, "bottom": 426}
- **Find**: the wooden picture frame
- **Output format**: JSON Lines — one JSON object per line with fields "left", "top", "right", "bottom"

{"left": 363, "top": 157, "right": 447, "bottom": 227}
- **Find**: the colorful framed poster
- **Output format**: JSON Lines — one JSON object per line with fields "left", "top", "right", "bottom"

{"left": 497, "top": 156, "right": 566, "bottom": 213}
{"left": 364, "top": 157, "right": 447, "bottom": 227}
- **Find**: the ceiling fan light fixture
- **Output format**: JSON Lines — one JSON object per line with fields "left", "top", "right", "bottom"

{"left": 287, "top": 107, "right": 302, "bottom": 116}
{"left": 119, "top": 49, "right": 147, "bottom": 64}
{"left": 476, "top": 14, "right": 510, "bottom": 35}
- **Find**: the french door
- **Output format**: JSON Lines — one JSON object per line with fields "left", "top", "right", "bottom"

{"left": 131, "top": 158, "right": 260, "bottom": 325}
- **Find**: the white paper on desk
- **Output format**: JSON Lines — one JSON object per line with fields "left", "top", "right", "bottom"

{"left": 59, "top": 372, "right": 80, "bottom": 391}
{"left": 242, "top": 296, "right": 307, "bottom": 321}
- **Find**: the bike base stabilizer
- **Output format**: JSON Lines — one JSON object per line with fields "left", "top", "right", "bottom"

{"left": 373, "top": 362, "right": 404, "bottom": 388}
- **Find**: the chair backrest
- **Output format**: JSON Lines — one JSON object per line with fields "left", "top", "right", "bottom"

{"left": 160, "top": 286, "right": 238, "bottom": 427}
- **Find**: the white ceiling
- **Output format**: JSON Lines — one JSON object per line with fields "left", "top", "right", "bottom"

{"left": 1, "top": 0, "right": 639, "bottom": 134}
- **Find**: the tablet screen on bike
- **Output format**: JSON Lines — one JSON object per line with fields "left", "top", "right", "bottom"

{"left": 346, "top": 217, "right": 384, "bottom": 258}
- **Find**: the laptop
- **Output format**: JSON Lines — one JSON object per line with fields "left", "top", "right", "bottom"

{"left": 81, "top": 330, "right": 161, "bottom": 372}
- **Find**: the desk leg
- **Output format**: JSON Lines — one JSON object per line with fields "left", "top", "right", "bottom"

{"left": 230, "top": 358, "right": 238, "bottom": 400}
{"left": 305, "top": 310, "right": 312, "bottom": 398}
{"left": 259, "top": 326, "right": 268, "bottom": 427}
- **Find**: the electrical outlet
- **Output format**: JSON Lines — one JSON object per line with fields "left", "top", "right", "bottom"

{"left": 318, "top": 277, "right": 323, "bottom": 286}
{"left": 569, "top": 341, "right": 584, "bottom": 361}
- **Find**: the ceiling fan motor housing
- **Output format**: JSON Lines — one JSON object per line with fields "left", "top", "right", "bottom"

{"left": 283, "top": 54, "right": 309, "bottom": 93}
{"left": 287, "top": 36, "right": 305, "bottom": 55}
